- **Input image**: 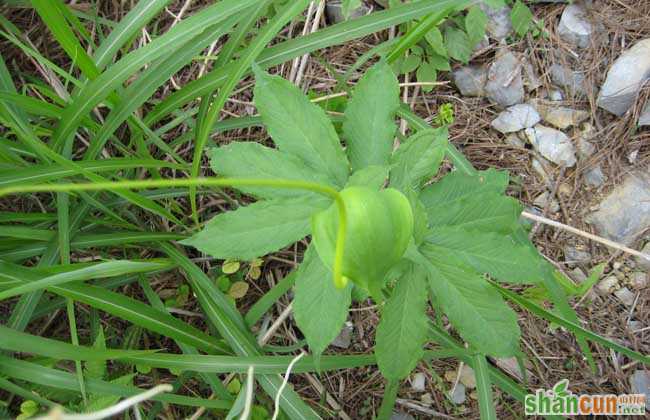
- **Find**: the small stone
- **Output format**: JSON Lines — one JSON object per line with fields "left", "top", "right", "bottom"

{"left": 630, "top": 371, "right": 650, "bottom": 410}
{"left": 636, "top": 243, "right": 650, "bottom": 270}
{"left": 614, "top": 287, "right": 636, "bottom": 306}
{"left": 479, "top": 3, "right": 513, "bottom": 40}
{"left": 523, "top": 61, "right": 542, "bottom": 91}
{"left": 549, "top": 89, "right": 564, "bottom": 101}
{"left": 420, "top": 393, "right": 433, "bottom": 406}
{"left": 576, "top": 137, "right": 596, "bottom": 159}
{"left": 583, "top": 165, "right": 606, "bottom": 188}
{"left": 491, "top": 104, "right": 541, "bottom": 133}
{"left": 505, "top": 133, "right": 525, "bottom": 148}
{"left": 448, "top": 383, "right": 467, "bottom": 405}
{"left": 534, "top": 191, "right": 560, "bottom": 213}
{"left": 550, "top": 64, "right": 588, "bottom": 97}
{"left": 532, "top": 158, "right": 550, "bottom": 181}
{"left": 586, "top": 172, "right": 650, "bottom": 245}
{"left": 411, "top": 372, "right": 426, "bottom": 392}
{"left": 628, "top": 149, "right": 639, "bottom": 164}
{"left": 331, "top": 321, "right": 353, "bottom": 348}
{"left": 598, "top": 39, "right": 650, "bottom": 116}
{"left": 564, "top": 245, "right": 592, "bottom": 265}
{"left": 459, "top": 365, "right": 476, "bottom": 389}
{"left": 494, "top": 357, "right": 527, "bottom": 381}
{"left": 325, "top": 0, "right": 370, "bottom": 24}
{"left": 524, "top": 125, "right": 577, "bottom": 167}
{"left": 628, "top": 320, "right": 642, "bottom": 331}
{"left": 596, "top": 275, "right": 618, "bottom": 295}
{"left": 538, "top": 105, "right": 590, "bottom": 130}
{"left": 570, "top": 267, "right": 587, "bottom": 283}
{"left": 486, "top": 52, "right": 525, "bottom": 107}
{"left": 629, "top": 272, "right": 648, "bottom": 289}
{"left": 453, "top": 66, "right": 487, "bottom": 97}
{"left": 557, "top": 4, "right": 596, "bottom": 49}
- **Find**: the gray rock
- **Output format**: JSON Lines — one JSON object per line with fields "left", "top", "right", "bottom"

{"left": 486, "top": 52, "right": 525, "bottom": 107}
{"left": 576, "top": 137, "right": 596, "bottom": 159}
{"left": 596, "top": 275, "right": 618, "bottom": 295}
{"left": 564, "top": 245, "right": 592, "bottom": 265}
{"left": 524, "top": 125, "right": 577, "bottom": 167}
{"left": 629, "top": 271, "right": 648, "bottom": 289}
{"left": 549, "top": 88, "right": 564, "bottom": 101}
{"left": 640, "top": 102, "right": 650, "bottom": 126}
{"left": 326, "top": 1, "right": 370, "bottom": 24}
{"left": 480, "top": 4, "right": 513, "bottom": 40}
{"left": 453, "top": 66, "right": 487, "bottom": 97}
{"left": 534, "top": 191, "right": 560, "bottom": 213}
{"left": 557, "top": 4, "right": 596, "bottom": 49}
{"left": 614, "top": 287, "right": 636, "bottom": 306}
{"left": 491, "top": 104, "right": 541, "bottom": 133}
{"left": 636, "top": 243, "right": 650, "bottom": 270}
{"left": 587, "top": 172, "right": 650, "bottom": 245}
{"left": 411, "top": 372, "right": 426, "bottom": 392}
{"left": 583, "top": 165, "right": 606, "bottom": 188}
{"left": 598, "top": 39, "right": 650, "bottom": 116}
{"left": 630, "top": 370, "right": 650, "bottom": 410}
{"left": 550, "top": 64, "right": 588, "bottom": 97}
{"left": 570, "top": 267, "right": 587, "bottom": 283}
{"left": 448, "top": 383, "right": 467, "bottom": 405}
{"left": 331, "top": 321, "right": 353, "bottom": 348}
{"left": 537, "top": 104, "right": 590, "bottom": 130}
{"left": 505, "top": 133, "right": 525, "bottom": 148}
{"left": 523, "top": 61, "right": 542, "bottom": 91}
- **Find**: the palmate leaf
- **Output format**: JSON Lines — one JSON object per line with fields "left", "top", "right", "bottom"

{"left": 343, "top": 60, "right": 400, "bottom": 171}
{"left": 415, "top": 252, "right": 520, "bottom": 357}
{"left": 182, "top": 196, "right": 330, "bottom": 261}
{"left": 375, "top": 263, "right": 429, "bottom": 380}
{"left": 423, "top": 227, "right": 545, "bottom": 284}
{"left": 293, "top": 247, "right": 352, "bottom": 359}
{"left": 390, "top": 128, "right": 447, "bottom": 192}
{"left": 209, "top": 142, "right": 335, "bottom": 199}
{"left": 253, "top": 68, "right": 349, "bottom": 187}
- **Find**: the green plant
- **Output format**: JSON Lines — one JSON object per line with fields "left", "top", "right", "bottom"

{"left": 0, "top": 0, "right": 648, "bottom": 419}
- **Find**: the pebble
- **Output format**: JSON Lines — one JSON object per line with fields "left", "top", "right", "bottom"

{"left": 564, "top": 245, "right": 592, "bottom": 265}
{"left": 550, "top": 64, "right": 588, "bottom": 97}
{"left": 523, "top": 61, "right": 542, "bottom": 91}
{"left": 459, "top": 365, "right": 476, "bottom": 389}
{"left": 636, "top": 243, "right": 650, "bottom": 270}
{"left": 537, "top": 105, "right": 590, "bottom": 130}
{"left": 453, "top": 66, "right": 487, "bottom": 97}
{"left": 598, "top": 39, "right": 650, "bottom": 116}
{"left": 390, "top": 412, "right": 414, "bottom": 420}
{"left": 534, "top": 191, "right": 560, "bottom": 213}
{"left": 557, "top": 4, "right": 597, "bottom": 49}
{"left": 596, "top": 275, "right": 618, "bottom": 295}
{"left": 331, "top": 321, "right": 353, "bottom": 348}
{"left": 491, "top": 104, "right": 541, "bottom": 133}
{"left": 630, "top": 371, "right": 650, "bottom": 410}
{"left": 486, "top": 52, "right": 525, "bottom": 107}
{"left": 524, "top": 125, "right": 577, "bottom": 167}
{"left": 448, "top": 383, "right": 467, "bottom": 405}
{"left": 629, "top": 272, "right": 648, "bottom": 289}
{"left": 479, "top": 3, "right": 513, "bottom": 40}
{"left": 411, "top": 372, "right": 426, "bottom": 392}
{"left": 586, "top": 172, "right": 650, "bottom": 245}
{"left": 614, "top": 287, "right": 636, "bottom": 306}
{"left": 583, "top": 165, "right": 606, "bottom": 188}
{"left": 549, "top": 89, "right": 564, "bottom": 101}
{"left": 505, "top": 133, "right": 525, "bottom": 148}
{"left": 576, "top": 136, "right": 596, "bottom": 159}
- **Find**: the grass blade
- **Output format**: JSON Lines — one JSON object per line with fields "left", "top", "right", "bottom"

{"left": 472, "top": 354, "right": 497, "bottom": 420}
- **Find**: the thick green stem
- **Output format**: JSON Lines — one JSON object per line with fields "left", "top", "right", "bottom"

{"left": 0, "top": 177, "right": 348, "bottom": 288}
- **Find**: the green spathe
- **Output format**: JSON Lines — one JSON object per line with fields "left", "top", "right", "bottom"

{"left": 311, "top": 186, "right": 413, "bottom": 296}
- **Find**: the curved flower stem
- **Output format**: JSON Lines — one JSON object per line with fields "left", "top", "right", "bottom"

{"left": 0, "top": 177, "right": 348, "bottom": 288}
